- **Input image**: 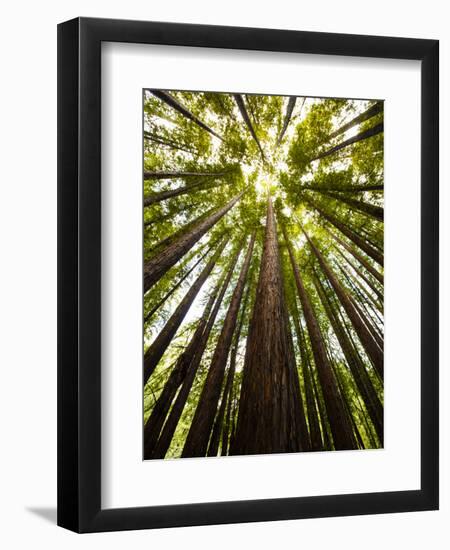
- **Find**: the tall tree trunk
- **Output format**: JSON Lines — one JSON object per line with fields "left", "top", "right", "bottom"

{"left": 283, "top": 278, "right": 309, "bottom": 453}
{"left": 144, "top": 179, "right": 222, "bottom": 207}
{"left": 231, "top": 199, "right": 303, "bottom": 455}
{"left": 283, "top": 228, "right": 357, "bottom": 450}
{"left": 311, "top": 122, "right": 383, "bottom": 161}
{"left": 301, "top": 183, "right": 383, "bottom": 193}
{"left": 207, "top": 367, "right": 233, "bottom": 457}
{"left": 330, "top": 231, "right": 383, "bottom": 284}
{"left": 291, "top": 299, "right": 323, "bottom": 451}
{"left": 314, "top": 274, "right": 383, "bottom": 444}
{"left": 233, "top": 94, "right": 267, "bottom": 163}
{"left": 337, "top": 262, "right": 384, "bottom": 326}
{"left": 334, "top": 247, "right": 383, "bottom": 305}
{"left": 144, "top": 246, "right": 211, "bottom": 325}
{"left": 276, "top": 96, "right": 297, "bottom": 147}
{"left": 144, "top": 238, "right": 227, "bottom": 384}
{"left": 220, "top": 283, "right": 251, "bottom": 456}
{"left": 305, "top": 232, "right": 384, "bottom": 380}
{"left": 144, "top": 270, "right": 226, "bottom": 459}
{"left": 327, "top": 102, "right": 383, "bottom": 140}
{"left": 182, "top": 234, "right": 256, "bottom": 457}
{"left": 320, "top": 190, "right": 384, "bottom": 221}
{"left": 337, "top": 263, "right": 384, "bottom": 344}
{"left": 144, "top": 200, "right": 202, "bottom": 228}
{"left": 311, "top": 367, "right": 333, "bottom": 450}
{"left": 304, "top": 196, "right": 383, "bottom": 266}
{"left": 144, "top": 191, "right": 243, "bottom": 292}
{"left": 144, "top": 170, "right": 228, "bottom": 180}
{"left": 150, "top": 246, "right": 241, "bottom": 459}
{"left": 150, "top": 90, "right": 225, "bottom": 141}
{"left": 144, "top": 130, "right": 194, "bottom": 153}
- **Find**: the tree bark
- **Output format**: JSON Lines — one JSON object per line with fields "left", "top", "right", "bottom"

{"left": 233, "top": 94, "right": 267, "bottom": 163}
{"left": 311, "top": 122, "right": 383, "bottom": 161}
{"left": 150, "top": 90, "right": 225, "bottom": 141}
{"left": 327, "top": 102, "right": 383, "bottom": 140}
{"left": 182, "top": 233, "right": 256, "bottom": 457}
{"left": 143, "top": 238, "right": 228, "bottom": 384}
{"left": 305, "top": 232, "right": 384, "bottom": 380}
{"left": 150, "top": 246, "right": 242, "bottom": 459}
{"left": 144, "top": 192, "right": 243, "bottom": 292}
{"left": 231, "top": 199, "right": 303, "bottom": 455}
{"left": 276, "top": 96, "right": 297, "bottom": 147}
{"left": 284, "top": 228, "right": 357, "bottom": 450}
{"left": 304, "top": 196, "right": 383, "bottom": 267}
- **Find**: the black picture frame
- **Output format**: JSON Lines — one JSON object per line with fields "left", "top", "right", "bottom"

{"left": 57, "top": 17, "right": 439, "bottom": 533}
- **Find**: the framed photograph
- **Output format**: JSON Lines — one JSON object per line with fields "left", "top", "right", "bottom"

{"left": 57, "top": 17, "right": 439, "bottom": 532}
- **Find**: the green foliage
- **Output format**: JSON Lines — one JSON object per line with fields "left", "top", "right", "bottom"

{"left": 143, "top": 90, "right": 384, "bottom": 457}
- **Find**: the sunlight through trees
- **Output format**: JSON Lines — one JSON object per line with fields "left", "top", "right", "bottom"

{"left": 143, "top": 90, "right": 384, "bottom": 459}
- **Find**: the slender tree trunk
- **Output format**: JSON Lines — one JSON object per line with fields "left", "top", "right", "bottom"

{"left": 144, "top": 201, "right": 202, "bottom": 228}
{"left": 304, "top": 196, "right": 383, "bottom": 266}
{"left": 143, "top": 270, "right": 225, "bottom": 458}
{"left": 305, "top": 232, "right": 384, "bottom": 380}
{"left": 347, "top": 289, "right": 384, "bottom": 351}
{"left": 151, "top": 246, "right": 241, "bottom": 459}
{"left": 334, "top": 247, "right": 383, "bottom": 305}
{"left": 310, "top": 363, "right": 333, "bottom": 451}
{"left": 144, "top": 238, "right": 227, "bottom": 384}
{"left": 144, "top": 179, "right": 222, "bottom": 207}
{"left": 327, "top": 102, "right": 383, "bottom": 140}
{"left": 144, "top": 192, "right": 243, "bottom": 292}
{"left": 144, "top": 130, "right": 194, "bottom": 153}
{"left": 284, "top": 228, "right": 357, "bottom": 450}
{"left": 144, "top": 170, "right": 228, "bottom": 180}
{"left": 220, "top": 284, "right": 251, "bottom": 456}
{"left": 330, "top": 231, "right": 383, "bottom": 284}
{"left": 144, "top": 246, "right": 210, "bottom": 325}
{"left": 338, "top": 262, "right": 384, "bottom": 326}
{"left": 182, "top": 234, "right": 256, "bottom": 457}
{"left": 291, "top": 299, "right": 323, "bottom": 451}
{"left": 337, "top": 263, "right": 384, "bottom": 344}
{"left": 233, "top": 94, "right": 267, "bottom": 163}
{"left": 320, "top": 190, "right": 384, "bottom": 221}
{"left": 276, "top": 96, "right": 297, "bottom": 147}
{"left": 231, "top": 199, "right": 303, "bottom": 455}
{"left": 301, "top": 183, "right": 383, "bottom": 193}
{"left": 314, "top": 275, "right": 383, "bottom": 444}
{"left": 207, "top": 367, "right": 232, "bottom": 457}
{"left": 311, "top": 122, "right": 383, "bottom": 161}
{"left": 150, "top": 90, "right": 225, "bottom": 141}
{"left": 284, "top": 279, "right": 309, "bottom": 453}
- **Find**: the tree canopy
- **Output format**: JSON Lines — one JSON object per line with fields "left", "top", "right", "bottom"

{"left": 143, "top": 90, "right": 384, "bottom": 459}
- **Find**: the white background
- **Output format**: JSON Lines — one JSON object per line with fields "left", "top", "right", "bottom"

{"left": 102, "top": 43, "right": 421, "bottom": 508}
{"left": 0, "top": 0, "right": 448, "bottom": 548}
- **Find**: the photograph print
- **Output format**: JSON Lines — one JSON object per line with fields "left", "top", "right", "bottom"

{"left": 143, "top": 90, "right": 384, "bottom": 460}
